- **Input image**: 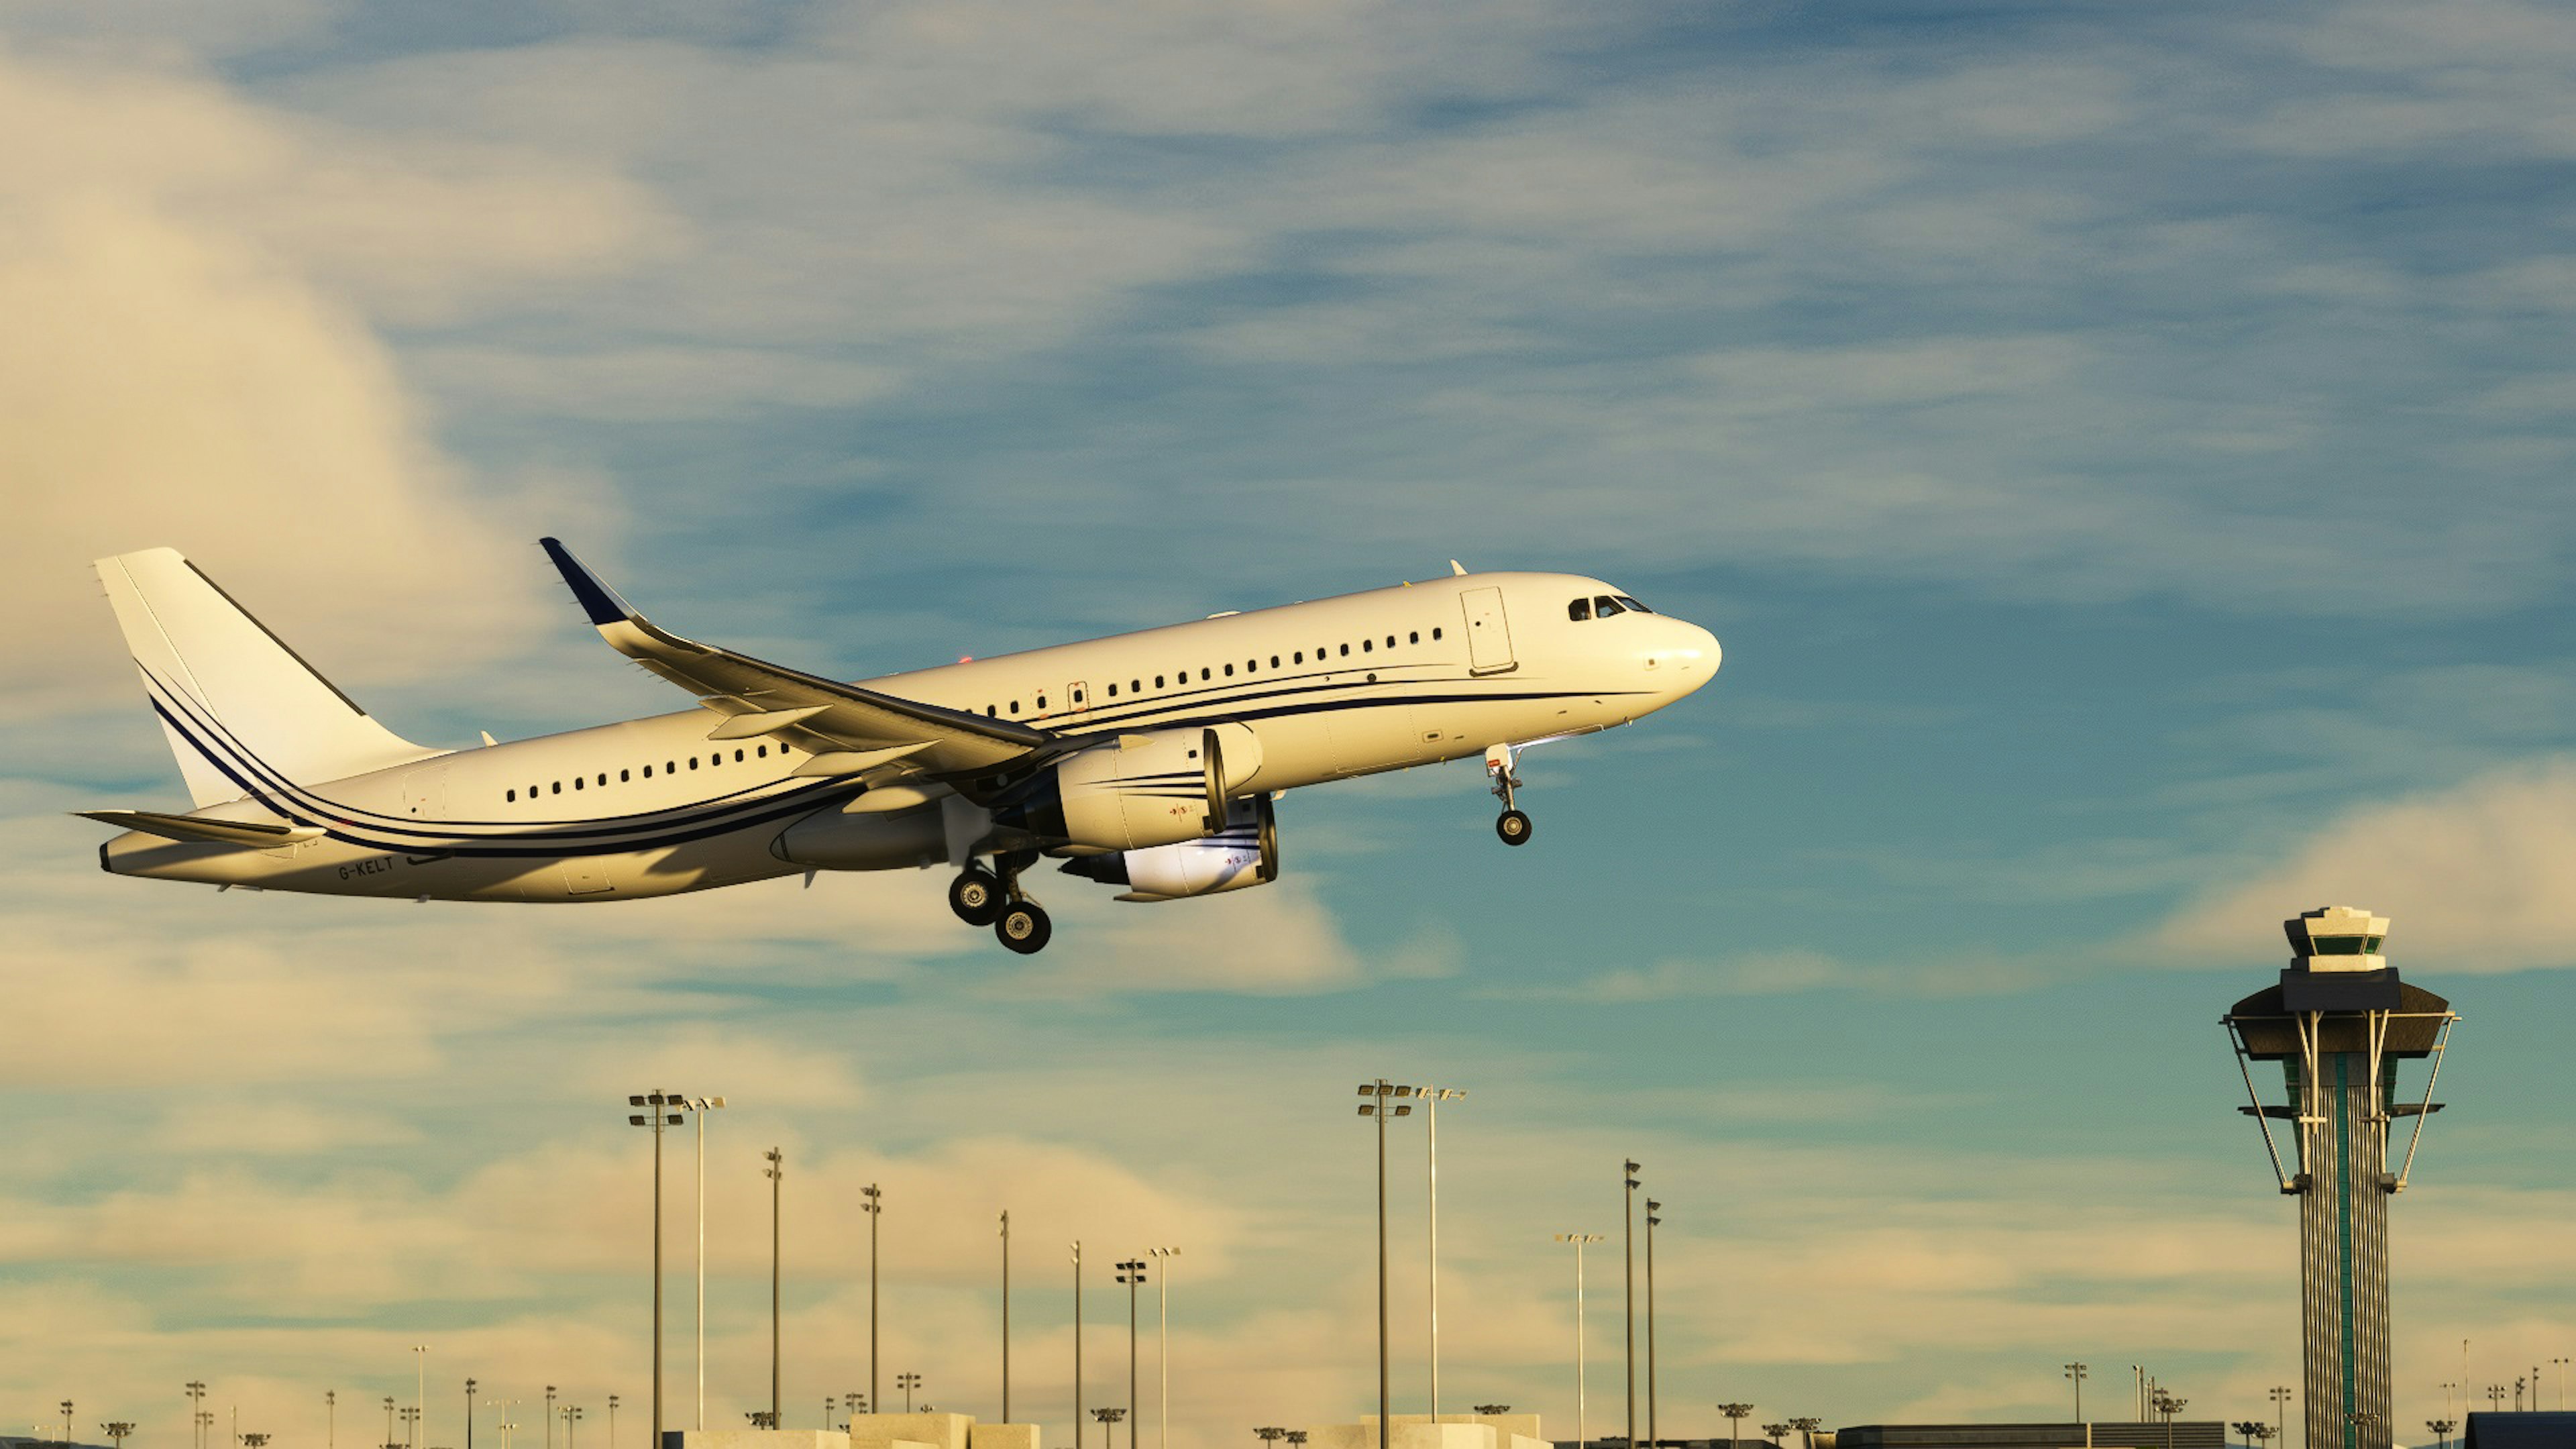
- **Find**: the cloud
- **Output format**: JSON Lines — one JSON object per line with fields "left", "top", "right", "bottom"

{"left": 0, "top": 45, "right": 668, "bottom": 720}
{"left": 2159, "top": 756, "right": 2576, "bottom": 971}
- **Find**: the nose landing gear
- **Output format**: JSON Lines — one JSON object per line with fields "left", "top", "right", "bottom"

{"left": 1486, "top": 743, "right": 1534, "bottom": 846}
{"left": 953, "top": 850, "right": 1053, "bottom": 953}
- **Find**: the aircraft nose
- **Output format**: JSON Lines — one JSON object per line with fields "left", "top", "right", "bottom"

{"left": 1653, "top": 619, "right": 1721, "bottom": 695}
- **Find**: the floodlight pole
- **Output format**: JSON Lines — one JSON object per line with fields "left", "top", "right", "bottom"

{"left": 1148, "top": 1246, "right": 1181, "bottom": 1449}
{"left": 1556, "top": 1234, "right": 1606, "bottom": 1449}
{"left": 629, "top": 1090, "right": 690, "bottom": 1449}
{"left": 1072, "top": 1242, "right": 1085, "bottom": 1441}
{"left": 1000, "top": 1212, "right": 1012, "bottom": 1424}
{"left": 863, "top": 1183, "right": 884, "bottom": 1418}
{"left": 767, "top": 1147, "right": 786, "bottom": 1424}
{"left": 1421, "top": 1087, "right": 1466, "bottom": 1424}
{"left": 688, "top": 1096, "right": 728, "bottom": 1431}
{"left": 1645, "top": 1199, "right": 1661, "bottom": 1449}
{"left": 1118, "top": 1260, "right": 1147, "bottom": 1449}
{"left": 1623, "top": 1161, "right": 1640, "bottom": 1449}
{"left": 1358, "top": 1081, "right": 1416, "bottom": 1449}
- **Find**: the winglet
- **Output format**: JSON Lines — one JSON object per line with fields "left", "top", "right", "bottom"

{"left": 539, "top": 537, "right": 638, "bottom": 627}
{"left": 1450, "top": 559, "right": 1468, "bottom": 576}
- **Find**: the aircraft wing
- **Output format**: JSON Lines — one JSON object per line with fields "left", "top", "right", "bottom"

{"left": 539, "top": 538, "right": 1053, "bottom": 779}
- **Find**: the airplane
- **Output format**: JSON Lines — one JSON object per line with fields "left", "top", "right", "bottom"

{"left": 81, "top": 541, "right": 1721, "bottom": 953}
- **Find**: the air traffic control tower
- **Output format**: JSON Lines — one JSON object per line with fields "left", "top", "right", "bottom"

{"left": 2223, "top": 906, "right": 2459, "bottom": 1449}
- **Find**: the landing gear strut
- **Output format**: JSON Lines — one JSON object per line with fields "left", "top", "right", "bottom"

{"left": 1487, "top": 743, "right": 1534, "bottom": 846}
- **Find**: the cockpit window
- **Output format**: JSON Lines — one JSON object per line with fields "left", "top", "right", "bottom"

{"left": 1593, "top": 595, "right": 1624, "bottom": 617}
{"left": 1615, "top": 594, "right": 1653, "bottom": 614}
{"left": 1568, "top": 598, "right": 1592, "bottom": 621}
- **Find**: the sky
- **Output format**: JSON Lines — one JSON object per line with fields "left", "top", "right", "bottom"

{"left": 3, "top": 2, "right": 2573, "bottom": 1448}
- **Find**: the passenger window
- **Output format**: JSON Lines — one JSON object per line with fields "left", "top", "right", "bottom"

{"left": 1295, "top": 651, "right": 1305, "bottom": 664}
{"left": 1270, "top": 655, "right": 1280, "bottom": 667}
{"left": 1130, "top": 679, "right": 1141, "bottom": 693}
{"left": 507, "top": 789, "right": 517, "bottom": 802}
{"left": 575, "top": 777, "right": 585, "bottom": 790}
{"left": 643, "top": 765, "right": 653, "bottom": 778}
{"left": 1072, "top": 687, "right": 1083, "bottom": 704}
{"left": 1199, "top": 668, "right": 1210, "bottom": 681}
{"left": 621, "top": 769, "right": 631, "bottom": 782}
{"left": 986, "top": 705, "right": 996, "bottom": 716}
{"left": 1339, "top": 644, "right": 1350, "bottom": 657}
{"left": 689, "top": 757, "right": 699, "bottom": 770}
{"left": 1387, "top": 635, "right": 1395, "bottom": 647}
{"left": 1569, "top": 598, "right": 1591, "bottom": 621}
{"left": 1408, "top": 632, "right": 1418, "bottom": 645}
{"left": 1011, "top": 700, "right": 1020, "bottom": 713}
{"left": 1108, "top": 683, "right": 1119, "bottom": 697}
{"left": 734, "top": 749, "right": 745, "bottom": 762}
{"left": 710, "top": 753, "right": 720, "bottom": 767}
{"left": 1036, "top": 695, "right": 1047, "bottom": 709}
{"left": 667, "top": 761, "right": 676, "bottom": 773}
{"left": 1595, "top": 595, "right": 1623, "bottom": 616}
{"left": 598, "top": 773, "right": 608, "bottom": 786}
{"left": 1362, "top": 639, "right": 1373, "bottom": 653}
{"left": 1432, "top": 627, "right": 1442, "bottom": 640}
{"left": 757, "top": 745, "right": 768, "bottom": 757}
{"left": 552, "top": 782, "right": 561, "bottom": 794}
{"left": 1225, "top": 663, "right": 1235, "bottom": 676}
{"left": 1155, "top": 676, "right": 1165, "bottom": 689}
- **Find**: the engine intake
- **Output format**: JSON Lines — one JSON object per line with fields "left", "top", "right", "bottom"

{"left": 1061, "top": 794, "right": 1277, "bottom": 902}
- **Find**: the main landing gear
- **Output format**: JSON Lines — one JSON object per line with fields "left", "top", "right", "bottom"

{"left": 1486, "top": 743, "right": 1534, "bottom": 847}
{"left": 951, "top": 851, "right": 1052, "bottom": 954}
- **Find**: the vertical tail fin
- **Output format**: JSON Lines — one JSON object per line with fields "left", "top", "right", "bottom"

{"left": 95, "top": 548, "right": 435, "bottom": 807}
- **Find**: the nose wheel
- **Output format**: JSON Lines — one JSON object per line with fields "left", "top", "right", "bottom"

{"left": 1486, "top": 743, "right": 1534, "bottom": 846}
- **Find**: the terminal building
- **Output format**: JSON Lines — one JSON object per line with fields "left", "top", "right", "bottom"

{"left": 1830, "top": 1426, "right": 2222, "bottom": 1449}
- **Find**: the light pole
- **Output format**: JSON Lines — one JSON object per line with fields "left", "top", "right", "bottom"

{"left": 384, "top": 1396, "right": 398, "bottom": 1449}
{"left": 1091, "top": 1409, "right": 1124, "bottom": 1449}
{"left": 1788, "top": 1417, "right": 1821, "bottom": 1449}
{"left": 1358, "top": 1081, "right": 1416, "bottom": 1449}
{"left": 1071, "top": 1242, "right": 1085, "bottom": 1441}
{"left": 1644, "top": 1199, "right": 1661, "bottom": 1449}
{"left": 629, "top": 1090, "right": 690, "bottom": 1449}
{"left": 685, "top": 1095, "right": 727, "bottom": 1432}
{"left": 1623, "top": 1160, "right": 1641, "bottom": 1449}
{"left": 1761, "top": 1424, "right": 1791, "bottom": 1449}
{"left": 766, "top": 1146, "right": 786, "bottom": 1426}
{"left": 1000, "top": 1213, "right": 1012, "bottom": 1425}
{"left": 1715, "top": 1403, "right": 1753, "bottom": 1449}
{"left": 1254, "top": 1427, "right": 1285, "bottom": 1449}
{"left": 863, "top": 1182, "right": 884, "bottom": 1419}
{"left": 2268, "top": 1385, "right": 2291, "bottom": 1444}
{"left": 1118, "top": 1260, "right": 1146, "bottom": 1449}
{"left": 494, "top": 1403, "right": 519, "bottom": 1449}
{"left": 1556, "top": 1233, "right": 1606, "bottom": 1449}
{"left": 897, "top": 1377, "right": 921, "bottom": 1415}
{"left": 564, "top": 1406, "right": 584, "bottom": 1449}
{"left": 1148, "top": 1246, "right": 1180, "bottom": 1449}
{"left": 403, "top": 1408, "right": 421, "bottom": 1449}
{"left": 2065, "top": 1363, "right": 2086, "bottom": 1423}
{"left": 2424, "top": 1420, "right": 2455, "bottom": 1449}
{"left": 2556, "top": 1357, "right": 2571, "bottom": 1410}
{"left": 415, "top": 1345, "right": 429, "bottom": 1449}
{"left": 62, "top": 1401, "right": 73, "bottom": 1444}
{"left": 607, "top": 1397, "right": 617, "bottom": 1449}
{"left": 186, "top": 1384, "right": 208, "bottom": 1449}
{"left": 545, "top": 1387, "right": 557, "bottom": 1449}
{"left": 103, "top": 1425, "right": 134, "bottom": 1449}
{"left": 467, "top": 1380, "right": 478, "bottom": 1449}
{"left": 1420, "top": 1085, "right": 1466, "bottom": 1424}
{"left": 329, "top": 1391, "right": 339, "bottom": 1449}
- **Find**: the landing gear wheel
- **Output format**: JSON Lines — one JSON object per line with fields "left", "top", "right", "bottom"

{"left": 1496, "top": 809, "right": 1534, "bottom": 846}
{"left": 949, "top": 868, "right": 1004, "bottom": 926}
{"left": 994, "top": 900, "right": 1053, "bottom": 955}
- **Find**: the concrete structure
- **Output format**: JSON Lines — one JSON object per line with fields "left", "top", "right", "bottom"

{"left": 2224, "top": 906, "right": 2459, "bottom": 1449}
{"left": 674, "top": 1415, "right": 1038, "bottom": 1449}
{"left": 2461, "top": 1411, "right": 2576, "bottom": 1448}
{"left": 1832, "top": 1429, "right": 2221, "bottom": 1449}
{"left": 1304, "top": 1412, "right": 1555, "bottom": 1449}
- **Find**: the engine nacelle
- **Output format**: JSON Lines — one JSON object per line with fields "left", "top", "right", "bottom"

{"left": 996, "top": 724, "right": 1265, "bottom": 853}
{"left": 1061, "top": 794, "right": 1278, "bottom": 902}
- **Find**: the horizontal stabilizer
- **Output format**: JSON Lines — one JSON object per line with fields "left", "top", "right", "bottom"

{"left": 77, "top": 809, "right": 324, "bottom": 847}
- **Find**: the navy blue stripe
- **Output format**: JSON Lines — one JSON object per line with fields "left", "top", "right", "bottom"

{"left": 145, "top": 682, "right": 847, "bottom": 857}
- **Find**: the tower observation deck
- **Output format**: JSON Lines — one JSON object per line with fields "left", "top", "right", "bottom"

{"left": 2222, "top": 906, "right": 2458, "bottom": 1449}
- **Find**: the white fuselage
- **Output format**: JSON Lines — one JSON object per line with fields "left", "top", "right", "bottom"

{"left": 104, "top": 572, "right": 1718, "bottom": 902}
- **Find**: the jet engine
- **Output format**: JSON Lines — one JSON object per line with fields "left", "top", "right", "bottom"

{"left": 1060, "top": 793, "right": 1277, "bottom": 902}
{"left": 996, "top": 723, "right": 1265, "bottom": 853}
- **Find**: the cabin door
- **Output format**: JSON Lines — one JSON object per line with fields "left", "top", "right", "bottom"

{"left": 1461, "top": 587, "right": 1517, "bottom": 675}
